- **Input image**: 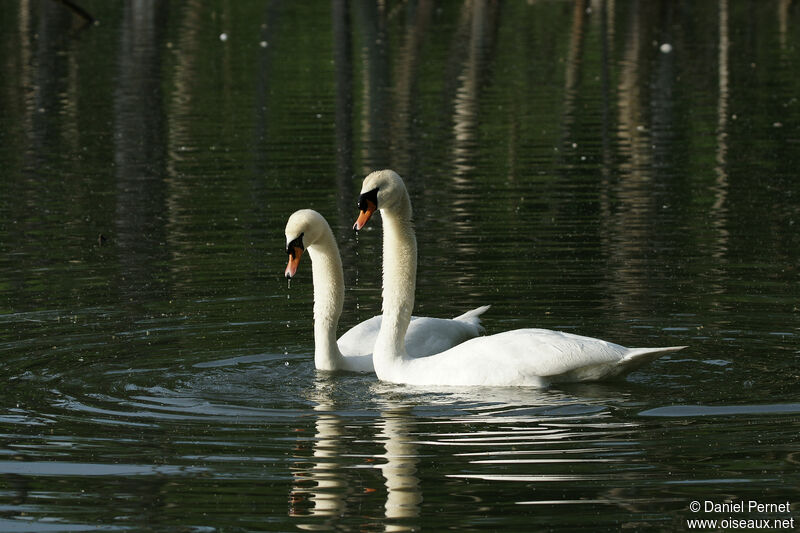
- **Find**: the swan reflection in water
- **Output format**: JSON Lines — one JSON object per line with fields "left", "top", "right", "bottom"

{"left": 288, "top": 377, "right": 657, "bottom": 529}
{"left": 289, "top": 378, "right": 422, "bottom": 530}
{"left": 288, "top": 380, "right": 350, "bottom": 523}
{"left": 379, "top": 407, "right": 422, "bottom": 526}
{"left": 288, "top": 412, "right": 349, "bottom": 520}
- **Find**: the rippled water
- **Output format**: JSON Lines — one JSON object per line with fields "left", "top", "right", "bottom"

{"left": 1, "top": 1, "right": 799, "bottom": 531}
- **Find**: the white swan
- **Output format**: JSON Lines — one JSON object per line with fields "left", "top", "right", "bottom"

{"left": 353, "top": 170, "right": 687, "bottom": 387}
{"left": 284, "top": 209, "right": 489, "bottom": 373}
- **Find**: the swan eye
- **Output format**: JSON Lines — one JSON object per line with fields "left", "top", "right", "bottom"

{"left": 358, "top": 188, "right": 379, "bottom": 211}
{"left": 286, "top": 233, "right": 304, "bottom": 258}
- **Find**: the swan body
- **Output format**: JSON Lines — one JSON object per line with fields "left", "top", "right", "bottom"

{"left": 284, "top": 209, "right": 489, "bottom": 373}
{"left": 354, "top": 170, "right": 687, "bottom": 387}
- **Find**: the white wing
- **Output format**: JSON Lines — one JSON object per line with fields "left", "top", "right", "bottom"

{"left": 337, "top": 305, "right": 490, "bottom": 360}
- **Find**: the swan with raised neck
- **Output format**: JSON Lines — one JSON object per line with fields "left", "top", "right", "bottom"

{"left": 354, "top": 171, "right": 417, "bottom": 366}
{"left": 354, "top": 170, "right": 687, "bottom": 386}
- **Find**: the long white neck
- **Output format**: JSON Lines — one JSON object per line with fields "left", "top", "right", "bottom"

{"left": 374, "top": 194, "right": 417, "bottom": 370}
{"left": 307, "top": 231, "right": 345, "bottom": 371}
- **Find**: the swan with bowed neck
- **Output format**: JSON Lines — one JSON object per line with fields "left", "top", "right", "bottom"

{"left": 284, "top": 209, "right": 489, "bottom": 373}
{"left": 353, "top": 170, "right": 687, "bottom": 387}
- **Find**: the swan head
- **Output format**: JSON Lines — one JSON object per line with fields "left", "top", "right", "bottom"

{"left": 284, "top": 209, "right": 329, "bottom": 278}
{"left": 353, "top": 169, "right": 409, "bottom": 230}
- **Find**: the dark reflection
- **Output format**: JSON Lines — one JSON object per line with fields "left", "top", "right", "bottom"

{"left": 352, "top": 1, "right": 391, "bottom": 172}
{"left": 251, "top": 0, "right": 283, "bottom": 238}
{"left": 3, "top": 2, "right": 80, "bottom": 307}
{"left": 114, "top": 1, "right": 169, "bottom": 307}
{"left": 332, "top": 0, "right": 354, "bottom": 191}
{"left": 605, "top": 0, "right": 660, "bottom": 314}
{"left": 560, "top": 0, "right": 588, "bottom": 141}
{"left": 331, "top": 0, "right": 361, "bottom": 287}
{"left": 447, "top": 0, "right": 498, "bottom": 190}
{"left": 25, "top": 1, "right": 74, "bottom": 166}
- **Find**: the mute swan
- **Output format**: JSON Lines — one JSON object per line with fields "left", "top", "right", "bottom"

{"left": 353, "top": 170, "right": 687, "bottom": 387}
{"left": 284, "top": 209, "right": 489, "bottom": 373}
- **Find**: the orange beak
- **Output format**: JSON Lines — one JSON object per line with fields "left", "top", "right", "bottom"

{"left": 353, "top": 199, "right": 377, "bottom": 230}
{"left": 285, "top": 247, "right": 303, "bottom": 278}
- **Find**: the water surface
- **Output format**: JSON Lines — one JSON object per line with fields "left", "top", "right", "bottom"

{"left": 1, "top": 1, "right": 798, "bottom": 531}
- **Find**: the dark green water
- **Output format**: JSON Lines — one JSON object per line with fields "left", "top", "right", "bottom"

{"left": 1, "top": 1, "right": 798, "bottom": 531}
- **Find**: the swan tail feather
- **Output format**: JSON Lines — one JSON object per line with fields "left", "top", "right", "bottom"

{"left": 452, "top": 305, "right": 490, "bottom": 321}
{"left": 452, "top": 305, "right": 491, "bottom": 334}
{"left": 619, "top": 345, "right": 687, "bottom": 373}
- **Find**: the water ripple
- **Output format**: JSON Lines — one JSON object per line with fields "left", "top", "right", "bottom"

{"left": 639, "top": 403, "right": 800, "bottom": 417}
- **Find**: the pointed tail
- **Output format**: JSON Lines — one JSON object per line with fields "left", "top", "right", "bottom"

{"left": 453, "top": 305, "right": 490, "bottom": 321}
{"left": 620, "top": 345, "right": 687, "bottom": 373}
{"left": 452, "top": 305, "right": 491, "bottom": 334}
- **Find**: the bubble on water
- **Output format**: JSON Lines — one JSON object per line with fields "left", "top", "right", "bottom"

{"left": 219, "top": 33, "right": 228, "bottom": 42}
